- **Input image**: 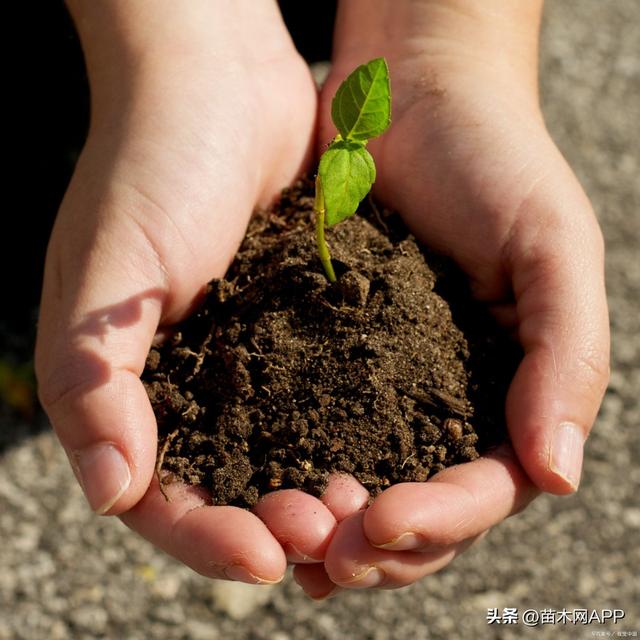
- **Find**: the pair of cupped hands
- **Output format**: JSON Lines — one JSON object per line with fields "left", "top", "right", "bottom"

{"left": 36, "top": 2, "right": 608, "bottom": 599}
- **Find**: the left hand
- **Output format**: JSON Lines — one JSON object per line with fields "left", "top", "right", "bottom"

{"left": 292, "top": 0, "right": 609, "bottom": 596}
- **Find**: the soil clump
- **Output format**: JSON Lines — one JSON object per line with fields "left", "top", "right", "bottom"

{"left": 142, "top": 178, "right": 518, "bottom": 508}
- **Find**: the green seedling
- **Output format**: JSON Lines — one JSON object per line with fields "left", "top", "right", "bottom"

{"left": 315, "top": 57, "right": 392, "bottom": 282}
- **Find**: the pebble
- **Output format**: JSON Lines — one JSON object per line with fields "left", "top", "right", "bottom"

{"left": 209, "top": 581, "right": 277, "bottom": 620}
{"left": 69, "top": 605, "right": 108, "bottom": 633}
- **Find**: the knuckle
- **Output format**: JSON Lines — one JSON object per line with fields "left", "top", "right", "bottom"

{"left": 577, "top": 347, "right": 610, "bottom": 396}
{"left": 36, "top": 355, "right": 109, "bottom": 416}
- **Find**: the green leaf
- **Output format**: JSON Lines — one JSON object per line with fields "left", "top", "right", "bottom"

{"left": 319, "top": 140, "right": 376, "bottom": 227}
{"left": 331, "top": 57, "right": 391, "bottom": 142}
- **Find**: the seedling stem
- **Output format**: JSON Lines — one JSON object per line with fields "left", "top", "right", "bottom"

{"left": 314, "top": 175, "right": 336, "bottom": 283}
{"left": 313, "top": 57, "right": 391, "bottom": 282}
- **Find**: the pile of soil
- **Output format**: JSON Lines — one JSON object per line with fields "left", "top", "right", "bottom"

{"left": 142, "top": 178, "right": 519, "bottom": 508}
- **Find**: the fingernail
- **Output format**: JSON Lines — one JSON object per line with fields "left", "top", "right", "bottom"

{"left": 72, "top": 443, "right": 131, "bottom": 514}
{"left": 224, "top": 565, "right": 282, "bottom": 585}
{"left": 311, "top": 586, "right": 342, "bottom": 601}
{"left": 373, "top": 532, "right": 425, "bottom": 551}
{"left": 344, "top": 566, "right": 385, "bottom": 588}
{"left": 549, "top": 422, "right": 584, "bottom": 490}
{"left": 283, "top": 542, "right": 323, "bottom": 564}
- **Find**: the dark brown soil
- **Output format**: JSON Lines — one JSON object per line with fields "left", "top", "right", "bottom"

{"left": 142, "top": 178, "right": 519, "bottom": 508}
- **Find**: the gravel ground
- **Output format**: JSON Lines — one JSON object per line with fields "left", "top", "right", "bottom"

{"left": 1, "top": 2, "right": 638, "bottom": 639}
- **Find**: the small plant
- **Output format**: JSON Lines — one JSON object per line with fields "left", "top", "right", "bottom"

{"left": 315, "top": 57, "right": 392, "bottom": 282}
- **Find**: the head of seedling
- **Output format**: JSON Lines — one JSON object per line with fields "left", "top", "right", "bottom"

{"left": 314, "top": 57, "right": 392, "bottom": 282}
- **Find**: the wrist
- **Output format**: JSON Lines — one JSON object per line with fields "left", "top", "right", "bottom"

{"left": 332, "top": 0, "right": 542, "bottom": 103}
{"left": 66, "top": 0, "right": 295, "bottom": 119}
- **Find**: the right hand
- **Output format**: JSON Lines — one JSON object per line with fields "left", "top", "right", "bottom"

{"left": 36, "top": 0, "right": 350, "bottom": 584}
{"left": 294, "top": 0, "right": 608, "bottom": 597}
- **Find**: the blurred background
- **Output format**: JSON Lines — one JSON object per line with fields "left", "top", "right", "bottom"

{"left": 1, "top": 1, "right": 638, "bottom": 638}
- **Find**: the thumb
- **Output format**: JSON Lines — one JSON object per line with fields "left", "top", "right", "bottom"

{"left": 505, "top": 169, "right": 610, "bottom": 494}
{"left": 36, "top": 179, "right": 183, "bottom": 515}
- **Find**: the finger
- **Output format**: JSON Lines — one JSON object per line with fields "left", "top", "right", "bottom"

{"left": 253, "top": 489, "right": 337, "bottom": 563}
{"left": 35, "top": 174, "right": 183, "bottom": 515}
{"left": 505, "top": 174, "right": 610, "bottom": 494}
{"left": 253, "top": 475, "right": 368, "bottom": 564}
{"left": 293, "top": 564, "right": 342, "bottom": 600}
{"left": 36, "top": 235, "right": 164, "bottom": 515}
{"left": 120, "top": 478, "right": 287, "bottom": 584}
{"left": 320, "top": 473, "right": 370, "bottom": 522}
{"left": 324, "top": 511, "right": 483, "bottom": 589}
{"left": 362, "top": 445, "right": 538, "bottom": 551}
